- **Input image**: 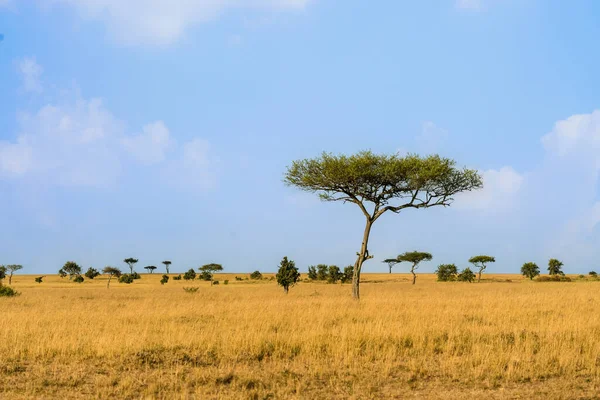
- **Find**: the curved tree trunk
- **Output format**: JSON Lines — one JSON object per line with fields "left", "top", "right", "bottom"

{"left": 352, "top": 219, "right": 373, "bottom": 300}
{"left": 478, "top": 265, "right": 485, "bottom": 282}
{"left": 107, "top": 276, "right": 112, "bottom": 289}
{"left": 9, "top": 272, "right": 13, "bottom": 285}
{"left": 411, "top": 265, "right": 417, "bottom": 285}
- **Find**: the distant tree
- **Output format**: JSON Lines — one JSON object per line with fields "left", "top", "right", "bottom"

{"left": 160, "top": 274, "right": 169, "bottom": 285}
{"left": 35, "top": 276, "right": 44, "bottom": 283}
{"left": 84, "top": 267, "right": 100, "bottom": 280}
{"left": 327, "top": 265, "right": 342, "bottom": 283}
{"left": 6, "top": 265, "right": 23, "bottom": 285}
{"left": 341, "top": 265, "right": 354, "bottom": 283}
{"left": 0, "top": 266, "right": 6, "bottom": 283}
{"left": 316, "top": 264, "right": 328, "bottom": 281}
{"left": 382, "top": 258, "right": 400, "bottom": 274}
{"left": 589, "top": 271, "right": 598, "bottom": 278}
{"left": 144, "top": 266, "right": 157, "bottom": 274}
{"left": 73, "top": 275, "right": 84, "bottom": 283}
{"left": 307, "top": 266, "right": 317, "bottom": 280}
{"left": 103, "top": 267, "right": 122, "bottom": 288}
{"left": 61, "top": 261, "right": 82, "bottom": 280}
{"left": 183, "top": 269, "right": 197, "bottom": 281}
{"left": 284, "top": 151, "right": 482, "bottom": 299}
{"left": 173, "top": 274, "right": 182, "bottom": 281}
{"left": 162, "top": 260, "right": 172, "bottom": 274}
{"left": 124, "top": 258, "right": 139, "bottom": 274}
{"left": 58, "top": 268, "right": 67, "bottom": 278}
{"left": 521, "top": 262, "right": 540, "bottom": 280}
{"left": 276, "top": 256, "right": 300, "bottom": 294}
{"left": 250, "top": 270, "right": 263, "bottom": 280}
{"left": 436, "top": 264, "right": 458, "bottom": 282}
{"left": 468, "top": 255, "right": 495, "bottom": 282}
{"left": 200, "top": 263, "right": 223, "bottom": 286}
{"left": 199, "top": 271, "right": 212, "bottom": 281}
{"left": 457, "top": 267, "right": 476, "bottom": 282}
{"left": 395, "top": 251, "right": 433, "bottom": 285}
{"left": 548, "top": 259, "right": 564, "bottom": 276}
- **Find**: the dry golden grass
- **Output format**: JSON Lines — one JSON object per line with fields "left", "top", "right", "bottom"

{"left": 2, "top": 272, "right": 600, "bottom": 399}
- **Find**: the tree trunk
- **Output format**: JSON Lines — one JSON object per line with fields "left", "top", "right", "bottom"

{"left": 107, "top": 276, "right": 112, "bottom": 289}
{"left": 352, "top": 219, "right": 373, "bottom": 300}
{"left": 284, "top": 286, "right": 289, "bottom": 294}
{"left": 411, "top": 265, "right": 416, "bottom": 285}
{"left": 478, "top": 270, "right": 482, "bottom": 282}
{"left": 9, "top": 272, "right": 13, "bottom": 285}
{"left": 389, "top": 264, "right": 392, "bottom": 274}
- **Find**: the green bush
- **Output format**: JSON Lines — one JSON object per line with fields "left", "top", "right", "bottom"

{"left": 436, "top": 264, "right": 458, "bottom": 282}
{"left": 235, "top": 276, "right": 243, "bottom": 281}
{"left": 250, "top": 270, "right": 263, "bottom": 280}
{"left": 131, "top": 272, "right": 141, "bottom": 280}
{"left": 85, "top": 267, "right": 100, "bottom": 280}
{"left": 183, "top": 269, "right": 196, "bottom": 281}
{"left": 199, "top": 271, "right": 212, "bottom": 281}
{"left": 73, "top": 275, "right": 84, "bottom": 283}
{"left": 173, "top": 274, "right": 182, "bottom": 281}
{"left": 35, "top": 276, "right": 44, "bottom": 283}
{"left": 224, "top": 280, "right": 229, "bottom": 285}
{"left": 160, "top": 274, "right": 169, "bottom": 285}
{"left": 119, "top": 274, "right": 134, "bottom": 284}
{"left": 327, "top": 265, "right": 342, "bottom": 283}
{"left": 307, "top": 266, "right": 317, "bottom": 280}
{"left": 341, "top": 265, "right": 354, "bottom": 283}
{"left": 213, "top": 280, "right": 220, "bottom": 285}
{"left": 0, "top": 286, "right": 19, "bottom": 297}
{"left": 316, "top": 264, "right": 328, "bottom": 281}
{"left": 457, "top": 267, "right": 476, "bottom": 282}
{"left": 183, "top": 287, "right": 199, "bottom": 293}
{"left": 589, "top": 271, "right": 597, "bottom": 277}
{"left": 536, "top": 275, "right": 572, "bottom": 282}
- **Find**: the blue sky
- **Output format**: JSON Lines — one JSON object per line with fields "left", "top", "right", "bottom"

{"left": 2, "top": 0, "right": 600, "bottom": 274}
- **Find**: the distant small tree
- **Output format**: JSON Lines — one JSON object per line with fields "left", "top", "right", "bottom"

{"left": 0, "top": 266, "right": 6, "bottom": 284}
{"left": 327, "top": 265, "right": 342, "bottom": 283}
{"left": 316, "top": 264, "right": 328, "bottom": 281}
{"left": 341, "top": 265, "right": 354, "bottom": 283}
{"left": 6, "top": 265, "right": 23, "bottom": 285}
{"left": 548, "top": 259, "right": 564, "bottom": 276}
{"left": 307, "top": 266, "right": 318, "bottom": 280}
{"left": 173, "top": 274, "right": 182, "bottom": 280}
{"left": 124, "top": 258, "right": 138, "bottom": 274}
{"left": 468, "top": 255, "right": 495, "bottom": 283}
{"left": 276, "top": 256, "right": 300, "bottom": 294}
{"left": 199, "top": 271, "right": 212, "bottom": 281}
{"left": 521, "top": 262, "right": 540, "bottom": 280}
{"left": 396, "top": 251, "right": 433, "bottom": 285}
{"left": 382, "top": 258, "right": 400, "bottom": 274}
{"left": 35, "top": 276, "right": 44, "bottom": 283}
{"left": 436, "top": 264, "right": 458, "bottom": 282}
{"left": 457, "top": 267, "right": 476, "bottom": 282}
{"left": 73, "top": 275, "right": 84, "bottom": 283}
{"left": 250, "top": 270, "right": 263, "bottom": 280}
{"left": 144, "top": 266, "right": 157, "bottom": 274}
{"left": 61, "top": 261, "right": 82, "bottom": 280}
{"left": 200, "top": 263, "right": 223, "bottom": 286}
{"left": 84, "top": 267, "right": 100, "bottom": 280}
{"left": 162, "top": 260, "right": 172, "bottom": 274}
{"left": 183, "top": 268, "right": 197, "bottom": 281}
{"left": 103, "top": 267, "right": 122, "bottom": 288}
{"left": 160, "top": 274, "right": 169, "bottom": 285}
{"left": 589, "top": 271, "right": 598, "bottom": 278}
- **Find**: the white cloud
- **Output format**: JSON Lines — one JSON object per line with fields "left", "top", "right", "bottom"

{"left": 122, "top": 121, "right": 172, "bottom": 165}
{"left": 455, "top": 166, "right": 524, "bottom": 212}
{"left": 17, "top": 57, "right": 43, "bottom": 93}
{"left": 541, "top": 110, "right": 600, "bottom": 166}
{"left": 416, "top": 121, "right": 448, "bottom": 153}
{"left": 48, "top": 0, "right": 312, "bottom": 46}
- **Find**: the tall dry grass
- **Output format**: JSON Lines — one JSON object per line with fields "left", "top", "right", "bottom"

{"left": 1, "top": 273, "right": 600, "bottom": 399}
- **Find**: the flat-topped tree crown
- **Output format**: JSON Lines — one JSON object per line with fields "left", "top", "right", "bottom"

{"left": 468, "top": 255, "right": 495, "bottom": 282}
{"left": 396, "top": 251, "right": 433, "bottom": 285}
{"left": 285, "top": 150, "right": 482, "bottom": 299}
{"left": 162, "top": 261, "right": 172, "bottom": 273}
{"left": 200, "top": 263, "right": 223, "bottom": 286}
{"left": 102, "top": 266, "right": 122, "bottom": 289}
{"left": 124, "top": 258, "right": 138, "bottom": 274}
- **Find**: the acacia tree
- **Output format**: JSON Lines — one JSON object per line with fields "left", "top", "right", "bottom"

{"left": 276, "top": 256, "right": 300, "bottom": 294}
{"left": 162, "top": 260, "right": 172, "bottom": 274}
{"left": 521, "top": 262, "right": 540, "bottom": 280}
{"left": 124, "top": 258, "right": 138, "bottom": 274}
{"left": 103, "top": 266, "right": 122, "bottom": 289}
{"left": 548, "top": 259, "right": 564, "bottom": 276}
{"left": 468, "top": 255, "right": 495, "bottom": 283}
{"left": 6, "top": 265, "right": 23, "bottom": 285}
{"left": 60, "top": 261, "right": 82, "bottom": 280}
{"left": 382, "top": 258, "right": 400, "bottom": 274}
{"left": 84, "top": 267, "right": 100, "bottom": 280}
{"left": 285, "top": 151, "right": 482, "bottom": 299}
{"left": 144, "top": 266, "right": 157, "bottom": 274}
{"left": 200, "top": 263, "right": 223, "bottom": 286}
{"left": 396, "top": 251, "right": 433, "bottom": 285}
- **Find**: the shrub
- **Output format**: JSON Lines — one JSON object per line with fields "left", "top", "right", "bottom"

{"left": 199, "top": 271, "right": 212, "bottom": 281}
{"left": 436, "top": 264, "right": 458, "bottom": 282}
{"left": 183, "top": 269, "right": 197, "bottom": 281}
{"left": 35, "top": 276, "right": 44, "bottom": 283}
{"left": 73, "top": 275, "right": 84, "bottom": 283}
{"left": 160, "top": 274, "right": 169, "bottom": 285}
{"left": 589, "top": 271, "right": 597, "bottom": 277}
{"left": 224, "top": 280, "right": 229, "bottom": 285}
{"left": 85, "top": 267, "right": 100, "bottom": 280}
{"left": 119, "top": 274, "right": 134, "bottom": 284}
{"left": 307, "top": 266, "right": 317, "bottom": 280}
{"left": 250, "top": 270, "right": 263, "bottom": 280}
{"left": 131, "top": 272, "right": 141, "bottom": 280}
{"left": 578, "top": 274, "right": 585, "bottom": 279}
{"left": 316, "top": 264, "right": 328, "bottom": 281}
{"left": 235, "top": 276, "right": 243, "bottom": 281}
{"left": 276, "top": 256, "right": 300, "bottom": 294}
{"left": 341, "top": 265, "right": 354, "bottom": 283}
{"left": 173, "top": 274, "right": 182, "bottom": 281}
{"left": 457, "top": 267, "right": 476, "bottom": 282}
{"left": 183, "top": 287, "right": 199, "bottom": 293}
{"left": 213, "top": 280, "right": 220, "bottom": 285}
{"left": 327, "top": 265, "right": 342, "bottom": 283}
{"left": 536, "top": 275, "right": 572, "bottom": 282}
{"left": 0, "top": 286, "right": 19, "bottom": 297}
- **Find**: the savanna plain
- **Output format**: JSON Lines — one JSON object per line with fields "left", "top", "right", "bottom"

{"left": 2, "top": 273, "right": 600, "bottom": 399}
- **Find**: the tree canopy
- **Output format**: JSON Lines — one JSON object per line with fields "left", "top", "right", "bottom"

{"left": 468, "top": 255, "right": 495, "bottom": 282}
{"left": 276, "top": 256, "right": 300, "bottom": 294}
{"left": 393, "top": 251, "right": 433, "bottom": 285}
{"left": 6, "top": 264, "right": 23, "bottom": 285}
{"left": 162, "top": 260, "right": 172, "bottom": 273}
{"left": 548, "top": 259, "right": 564, "bottom": 276}
{"left": 521, "top": 262, "right": 540, "bottom": 280}
{"left": 285, "top": 151, "right": 482, "bottom": 299}
{"left": 102, "top": 266, "right": 122, "bottom": 289}
{"left": 124, "top": 258, "right": 138, "bottom": 274}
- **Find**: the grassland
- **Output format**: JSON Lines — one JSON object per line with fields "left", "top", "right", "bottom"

{"left": 2, "top": 273, "right": 600, "bottom": 399}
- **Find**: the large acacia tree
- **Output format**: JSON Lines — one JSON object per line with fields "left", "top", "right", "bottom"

{"left": 285, "top": 151, "right": 482, "bottom": 299}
